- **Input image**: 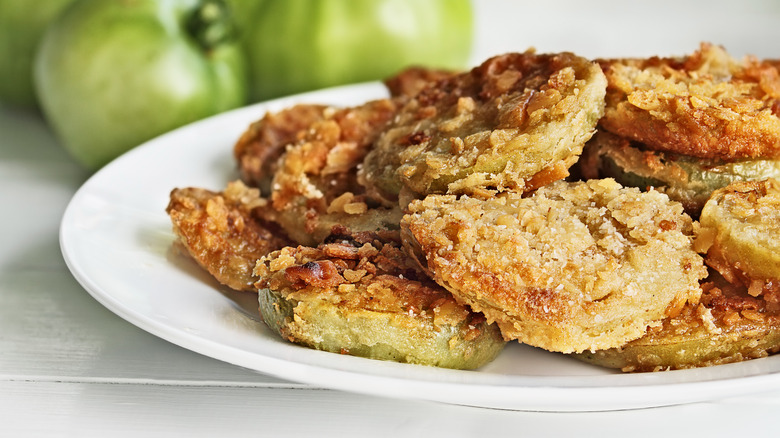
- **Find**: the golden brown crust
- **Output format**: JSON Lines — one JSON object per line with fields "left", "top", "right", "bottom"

{"left": 166, "top": 181, "right": 292, "bottom": 292}
{"left": 233, "top": 104, "right": 330, "bottom": 193}
{"left": 361, "top": 50, "right": 606, "bottom": 202}
{"left": 234, "top": 67, "right": 454, "bottom": 195}
{"left": 578, "top": 179, "right": 780, "bottom": 371}
{"left": 574, "top": 271, "right": 780, "bottom": 372}
{"left": 255, "top": 238, "right": 461, "bottom": 319}
{"left": 599, "top": 43, "right": 780, "bottom": 160}
{"left": 264, "top": 99, "right": 402, "bottom": 246}
{"left": 383, "top": 66, "right": 459, "bottom": 98}
{"left": 175, "top": 48, "right": 780, "bottom": 372}
{"left": 698, "top": 178, "right": 780, "bottom": 286}
{"left": 254, "top": 235, "right": 506, "bottom": 369}
{"left": 401, "top": 179, "right": 707, "bottom": 353}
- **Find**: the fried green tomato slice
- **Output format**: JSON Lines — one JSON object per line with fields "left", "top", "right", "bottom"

{"left": 573, "top": 272, "right": 780, "bottom": 372}
{"left": 579, "top": 130, "right": 780, "bottom": 215}
{"left": 232, "top": 65, "right": 453, "bottom": 195}
{"left": 265, "top": 99, "right": 402, "bottom": 246}
{"left": 360, "top": 50, "right": 607, "bottom": 202}
{"left": 599, "top": 42, "right": 780, "bottom": 160}
{"left": 166, "top": 180, "right": 292, "bottom": 292}
{"left": 697, "top": 179, "right": 780, "bottom": 287}
{"left": 575, "top": 180, "right": 780, "bottom": 371}
{"left": 401, "top": 179, "right": 707, "bottom": 354}
{"left": 254, "top": 235, "right": 506, "bottom": 369}
{"left": 233, "top": 104, "right": 330, "bottom": 194}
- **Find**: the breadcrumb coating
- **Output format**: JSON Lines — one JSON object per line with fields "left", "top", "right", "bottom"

{"left": 574, "top": 271, "right": 780, "bottom": 372}
{"left": 265, "top": 99, "right": 402, "bottom": 246}
{"left": 254, "top": 233, "right": 505, "bottom": 369}
{"left": 234, "top": 104, "right": 330, "bottom": 194}
{"left": 575, "top": 180, "right": 780, "bottom": 371}
{"left": 383, "top": 66, "right": 459, "bottom": 98}
{"left": 401, "top": 179, "right": 707, "bottom": 353}
{"left": 698, "top": 178, "right": 780, "bottom": 288}
{"left": 167, "top": 47, "right": 780, "bottom": 372}
{"left": 600, "top": 43, "right": 780, "bottom": 160}
{"left": 166, "top": 181, "right": 291, "bottom": 291}
{"left": 361, "top": 50, "right": 606, "bottom": 202}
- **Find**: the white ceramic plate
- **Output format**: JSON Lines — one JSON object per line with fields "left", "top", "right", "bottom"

{"left": 60, "top": 82, "right": 780, "bottom": 412}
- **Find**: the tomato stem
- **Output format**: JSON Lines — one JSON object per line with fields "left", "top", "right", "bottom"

{"left": 187, "top": 0, "right": 235, "bottom": 51}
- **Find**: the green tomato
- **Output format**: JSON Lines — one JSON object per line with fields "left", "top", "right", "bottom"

{"left": 0, "top": 0, "right": 75, "bottom": 108}
{"left": 241, "top": 0, "right": 474, "bottom": 101}
{"left": 34, "top": 0, "right": 248, "bottom": 170}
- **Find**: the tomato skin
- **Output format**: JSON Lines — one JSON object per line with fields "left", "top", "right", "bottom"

{"left": 33, "top": 0, "right": 248, "bottom": 170}
{"left": 241, "top": 0, "right": 474, "bottom": 101}
{"left": 29, "top": 0, "right": 472, "bottom": 169}
{"left": 0, "top": 0, "right": 75, "bottom": 109}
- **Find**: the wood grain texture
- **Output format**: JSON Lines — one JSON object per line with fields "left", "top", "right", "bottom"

{"left": 3, "top": 381, "right": 780, "bottom": 438}
{"left": 0, "top": 270, "right": 295, "bottom": 386}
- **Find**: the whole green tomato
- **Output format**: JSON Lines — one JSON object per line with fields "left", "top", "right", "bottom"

{"left": 34, "top": 0, "right": 248, "bottom": 170}
{"left": 0, "top": 0, "right": 75, "bottom": 108}
{"left": 241, "top": 0, "right": 474, "bottom": 101}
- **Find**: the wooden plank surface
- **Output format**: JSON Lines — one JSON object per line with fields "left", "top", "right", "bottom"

{"left": 4, "top": 381, "right": 780, "bottom": 437}
{"left": 0, "top": 270, "right": 295, "bottom": 386}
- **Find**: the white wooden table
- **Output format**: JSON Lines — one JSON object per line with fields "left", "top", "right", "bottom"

{"left": 3, "top": 1, "right": 780, "bottom": 436}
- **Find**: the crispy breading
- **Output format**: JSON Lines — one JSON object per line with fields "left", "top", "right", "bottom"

{"left": 233, "top": 104, "right": 330, "bottom": 193}
{"left": 579, "top": 130, "right": 780, "bottom": 216}
{"left": 698, "top": 178, "right": 780, "bottom": 286}
{"left": 166, "top": 181, "right": 291, "bottom": 292}
{"left": 599, "top": 43, "right": 780, "bottom": 160}
{"left": 401, "top": 179, "right": 707, "bottom": 354}
{"left": 176, "top": 48, "right": 780, "bottom": 372}
{"left": 574, "top": 271, "right": 780, "bottom": 371}
{"left": 383, "top": 66, "right": 459, "bottom": 98}
{"left": 254, "top": 233, "right": 505, "bottom": 369}
{"left": 264, "top": 99, "right": 402, "bottom": 246}
{"left": 575, "top": 179, "right": 780, "bottom": 371}
{"left": 360, "top": 50, "right": 607, "bottom": 203}
{"left": 233, "top": 67, "right": 454, "bottom": 193}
